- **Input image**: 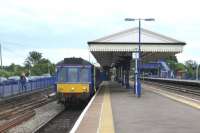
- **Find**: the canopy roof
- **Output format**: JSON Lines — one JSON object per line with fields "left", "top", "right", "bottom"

{"left": 88, "top": 27, "right": 186, "bottom": 68}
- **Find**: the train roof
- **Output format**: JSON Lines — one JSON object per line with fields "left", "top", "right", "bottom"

{"left": 56, "top": 57, "right": 92, "bottom": 66}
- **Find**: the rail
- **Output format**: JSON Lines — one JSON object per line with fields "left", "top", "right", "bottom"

{"left": 144, "top": 80, "right": 200, "bottom": 96}
{"left": 143, "top": 77, "right": 200, "bottom": 87}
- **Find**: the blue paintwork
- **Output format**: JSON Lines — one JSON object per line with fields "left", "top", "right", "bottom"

{"left": 141, "top": 61, "right": 173, "bottom": 78}
{"left": 0, "top": 77, "right": 56, "bottom": 98}
{"left": 141, "top": 63, "right": 160, "bottom": 69}
{"left": 100, "top": 71, "right": 107, "bottom": 81}
{"left": 56, "top": 64, "right": 101, "bottom": 97}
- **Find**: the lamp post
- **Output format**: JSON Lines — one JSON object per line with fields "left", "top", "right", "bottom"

{"left": 125, "top": 18, "right": 155, "bottom": 97}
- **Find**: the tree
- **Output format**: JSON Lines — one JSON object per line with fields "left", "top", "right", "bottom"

{"left": 7, "top": 63, "right": 17, "bottom": 72}
{"left": 185, "top": 60, "right": 197, "bottom": 68}
{"left": 0, "top": 51, "right": 55, "bottom": 77}
{"left": 31, "top": 58, "right": 55, "bottom": 75}
{"left": 24, "top": 60, "right": 31, "bottom": 74}
{"left": 25, "top": 51, "right": 42, "bottom": 66}
{"left": 166, "top": 60, "right": 177, "bottom": 71}
{"left": 185, "top": 60, "right": 197, "bottom": 79}
{"left": 0, "top": 70, "right": 13, "bottom": 78}
{"left": 1, "top": 63, "right": 25, "bottom": 76}
{"left": 166, "top": 55, "right": 178, "bottom": 63}
{"left": 175, "top": 63, "right": 185, "bottom": 70}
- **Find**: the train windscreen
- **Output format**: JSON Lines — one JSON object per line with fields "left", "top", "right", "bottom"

{"left": 57, "top": 67, "right": 67, "bottom": 82}
{"left": 68, "top": 68, "right": 78, "bottom": 82}
{"left": 57, "top": 66, "right": 90, "bottom": 83}
{"left": 79, "top": 68, "right": 90, "bottom": 82}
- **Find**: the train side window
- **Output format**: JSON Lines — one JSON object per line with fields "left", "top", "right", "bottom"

{"left": 68, "top": 68, "right": 78, "bottom": 82}
{"left": 80, "top": 68, "right": 89, "bottom": 82}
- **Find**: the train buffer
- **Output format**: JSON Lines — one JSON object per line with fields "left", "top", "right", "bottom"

{"left": 71, "top": 81, "right": 200, "bottom": 133}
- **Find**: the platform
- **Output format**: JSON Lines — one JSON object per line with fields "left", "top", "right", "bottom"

{"left": 72, "top": 81, "right": 200, "bottom": 133}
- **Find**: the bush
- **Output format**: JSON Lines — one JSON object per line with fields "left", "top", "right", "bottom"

{"left": 0, "top": 70, "right": 14, "bottom": 78}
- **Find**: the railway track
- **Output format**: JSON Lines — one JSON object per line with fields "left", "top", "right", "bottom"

{"left": 144, "top": 81, "right": 200, "bottom": 96}
{"left": 0, "top": 89, "right": 53, "bottom": 112}
{"left": 0, "top": 98, "right": 50, "bottom": 120}
{"left": 0, "top": 110, "right": 36, "bottom": 132}
{"left": 35, "top": 103, "right": 87, "bottom": 133}
{"left": 0, "top": 91, "right": 56, "bottom": 132}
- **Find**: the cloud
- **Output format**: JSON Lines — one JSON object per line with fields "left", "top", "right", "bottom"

{"left": 0, "top": 0, "right": 200, "bottom": 65}
{"left": 39, "top": 48, "right": 97, "bottom": 64}
{"left": 177, "top": 41, "right": 200, "bottom": 64}
{"left": 2, "top": 48, "right": 97, "bottom": 66}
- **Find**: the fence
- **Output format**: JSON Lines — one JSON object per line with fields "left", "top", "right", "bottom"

{"left": 0, "top": 77, "right": 56, "bottom": 98}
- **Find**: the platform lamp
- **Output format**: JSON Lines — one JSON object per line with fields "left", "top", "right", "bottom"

{"left": 125, "top": 18, "right": 155, "bottom": 97}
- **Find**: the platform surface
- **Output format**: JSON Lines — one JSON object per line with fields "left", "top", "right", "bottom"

{"left": 74, "top": 81, "right": 200, "bottom": 133}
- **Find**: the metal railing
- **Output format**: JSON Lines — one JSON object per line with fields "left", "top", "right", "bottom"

{"left": 0, "top": 77, "right": 56, "bottom": 98}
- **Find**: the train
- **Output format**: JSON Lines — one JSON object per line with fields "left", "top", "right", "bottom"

{"left": 56, "top": 57, "right": 102, "bottom": 106}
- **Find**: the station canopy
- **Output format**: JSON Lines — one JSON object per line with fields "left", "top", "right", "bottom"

{"left": 88, "top": 27, "right": 186, "bottom": 68}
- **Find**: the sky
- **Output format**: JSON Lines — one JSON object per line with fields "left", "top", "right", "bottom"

{"left": 0, "top": 0, "right": 200, "bottom": 65}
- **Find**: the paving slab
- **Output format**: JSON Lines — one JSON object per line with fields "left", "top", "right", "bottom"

{"left": 110, "top": 82, "right": 200, "bottom": 133}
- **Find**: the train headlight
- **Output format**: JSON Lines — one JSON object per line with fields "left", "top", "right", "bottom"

{"left": 71, "top": 87, "right": 75, "bottom": 91}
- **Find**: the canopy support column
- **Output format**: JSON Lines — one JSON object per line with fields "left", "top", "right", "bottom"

{"left": 121, "top": 66, "right": 125, "bottom": 86}
{"left": 125, "top": 63, "right": 130, "bottom": 89}
{"left": 116, "top": 66, "right": 121, "bottom": 82}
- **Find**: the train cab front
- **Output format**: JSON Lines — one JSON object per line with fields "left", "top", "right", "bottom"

{"left": 56, "top": 65, "right": 92, "bottom": 104}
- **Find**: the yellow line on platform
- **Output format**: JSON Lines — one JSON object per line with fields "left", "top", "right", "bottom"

{"left": 98, "top": 87, "right": 115, "bottom": 133}
{"left": 148, "top": 86, "right": 200, "bottom": 110}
